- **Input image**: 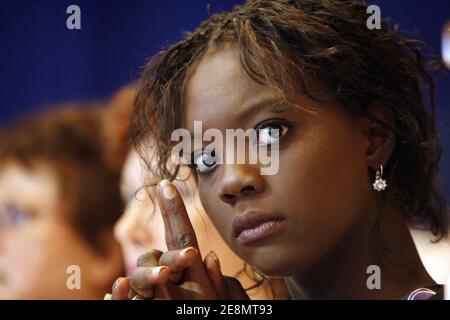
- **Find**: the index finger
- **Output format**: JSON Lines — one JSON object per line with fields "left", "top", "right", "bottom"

{"left": 157, "top": 179, "right": 199, "bottom": 251}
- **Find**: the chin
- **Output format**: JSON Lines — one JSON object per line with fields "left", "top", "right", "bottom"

{"left": 245, "top": 244, "right": 320, "bottom": 278}
{"left": 240, "top": 249, "right": 298, "bottom": 278}
{"left": 255, "top": 261, "right": 303, "bottom": 278}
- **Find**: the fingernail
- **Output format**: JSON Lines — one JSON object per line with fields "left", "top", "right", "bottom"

{"left": 152, "top": 266, "right": 169, "bottom": 275}
{"left": 112, "top": 277, "right": 122, "bottom": 290}
{"left": 104, "top": 293, "right": 112, "bottom": 300}
{"left": 181, "top": 247, "right": 198, "bottom": 256}
{"left": 208, "top": 251, "right": 221, "bottom": 270}
{"left": 208, "top": 250, "right": 219, "bottom": 262}
{"left": 160, "top": 179, "right": 176, "bottom": 199}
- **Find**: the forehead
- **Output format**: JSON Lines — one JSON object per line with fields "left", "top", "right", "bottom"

{"left": 183, "top": 44, "right": 275, "bottom": 131}
{"left": 0, "top": 162, "right": 59, "bottom": 212}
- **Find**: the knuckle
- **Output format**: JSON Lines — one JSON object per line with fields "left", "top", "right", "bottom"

{"left": 176, "top": 232, "right": 195, "bottom": 248}
{"left": 129, "top": 277, "right": 140, "bottom": 292}
{"left": 167, "top": 201, "right": 182, "bottom": 215}
{"left": 144, "top": 271, "right": 156, "bottom": 284}
{"left": 131, "top": 270, "right": 153, "bottom": 290}
{"left": 137, "top": 249, "right": 162, "bottom": 267}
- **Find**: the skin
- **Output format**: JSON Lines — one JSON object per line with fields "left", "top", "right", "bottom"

{"left": 0, "top": 161, "right": 122, "bottom": 299}
{"left": 410, "top": 228, "right": 450, "bottom": 285}
{"left": 112, "top": 43, "right": 435, "bottom": 300}
{"left": 111, "top": 179, "right": 249, "bottom": 300}
{"left": 114, "top": 150, "right": 166, "bottom": 276}
{"left": 113, "top": 149, "right": 283, "bottom": 299}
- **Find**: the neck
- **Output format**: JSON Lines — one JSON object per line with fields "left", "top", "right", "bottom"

{"left": 285, "top": 201, "right": 435, "bottom": 300}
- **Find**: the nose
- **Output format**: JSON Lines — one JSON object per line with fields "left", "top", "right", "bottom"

{"left": 114, "top": 210, "right": 151, "bottom": 248}
{"left": 219, "top": 164, "right": 266, "bottom": 205}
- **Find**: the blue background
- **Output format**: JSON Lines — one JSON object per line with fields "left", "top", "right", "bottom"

{"left": 0, "top": 0, "right": 449, "bottom": 200}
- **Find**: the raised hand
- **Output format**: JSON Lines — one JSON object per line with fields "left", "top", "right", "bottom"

{"left": 110, "top": 179, "right": 248, "bottom": 300}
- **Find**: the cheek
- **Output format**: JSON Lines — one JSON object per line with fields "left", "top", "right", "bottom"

{"left": 2, "top": 222, "right": 81, "bottom": 297}
{"left": 198, "top": 184, "right": 233, "bottom": 243}
{"left": 116, "top": 205, "right": 167, "bottom": 254}
{"left": 275, "top": 125, "right": 370, "bottom": 256}
{"left": 284, "top": 131, "right": 368, "bottom": 217}
{"left": 2, "top": 229, "right": 46, "bottom": 289}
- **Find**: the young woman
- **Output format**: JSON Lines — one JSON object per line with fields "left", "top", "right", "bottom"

{"left": 0, "top": 106, "right": 124, "bottom": 299}
{"left": 112, "top": 0, "right": 449, "bottom": 299}
{"left": 103, "top": 85, "right": 287, "bottom": 299}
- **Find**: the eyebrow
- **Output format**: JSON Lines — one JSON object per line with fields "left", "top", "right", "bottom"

{"left": 238, "top": 98, "right": 291, "bottom": 121}
{"left": 186, "top": 98, "right": 292, "bottom": 138}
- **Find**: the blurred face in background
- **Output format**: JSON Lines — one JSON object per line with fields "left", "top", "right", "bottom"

{"left": 0, "top": 161, "right": 119, "bottom": 299}
{"left": 114, "top": 150, "right": 166, "bottom": 275}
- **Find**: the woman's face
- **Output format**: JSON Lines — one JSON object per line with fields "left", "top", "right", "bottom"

{"left": 0, "top": 162, "right": 107, "bottom": 299}
{"left": 115, "top": 150, "right": 258, "bottom": 280}
{"left": 183, "top": 45, "right": 375, "bottom": 277}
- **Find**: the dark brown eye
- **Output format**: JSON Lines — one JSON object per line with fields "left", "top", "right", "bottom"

{"left": 255, "top": 119, "right": 291, "bottom": 146}
{"left": 192, "top": 149, "right": 219, "bottom": 175}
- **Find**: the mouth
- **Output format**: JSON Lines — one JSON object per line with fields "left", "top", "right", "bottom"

{"left": 232, "top": 211, "right": 285, "bottom": 245}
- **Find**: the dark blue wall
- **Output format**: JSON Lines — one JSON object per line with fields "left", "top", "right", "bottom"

{"left": 0, "top": 0, "right": 449, "bottom": 199}
{"left": 0, "top": 0, "right": 242, "bottom": 122}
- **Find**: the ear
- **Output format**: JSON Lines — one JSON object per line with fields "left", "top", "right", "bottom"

{"left": 361, "top": 101, "right": 396, "bottom": 170}
{"left": 86, "top": 230, "right": 124, "bottom": 292}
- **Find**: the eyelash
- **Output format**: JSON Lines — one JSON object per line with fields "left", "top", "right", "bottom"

{"left": 254, "top": 118, "right": 292, "bottom": 145}
{"left": 189, "top": 118, "right": 293, "bottom": 175}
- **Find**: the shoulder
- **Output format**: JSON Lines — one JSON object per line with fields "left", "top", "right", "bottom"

{"left": 402, "top": 285, "right": 444, "bottom": 300}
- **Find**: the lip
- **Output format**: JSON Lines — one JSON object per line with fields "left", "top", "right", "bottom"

{"left": 232, "top": 211, "right": 285, "bottom": 245}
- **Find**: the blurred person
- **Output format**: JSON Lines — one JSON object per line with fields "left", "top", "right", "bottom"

{"left": 103, "top": 85, "right": 288, "bottom": 299}
{"left": 101, "top": 84, "right": 136, "bottom": 174}
{"left": 0, "top": 106, "right": 124, "bottom": 299}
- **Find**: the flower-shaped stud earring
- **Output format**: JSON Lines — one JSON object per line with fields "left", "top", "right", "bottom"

{"left": 373, "top": 164, "right": 387, "bottom": 192}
